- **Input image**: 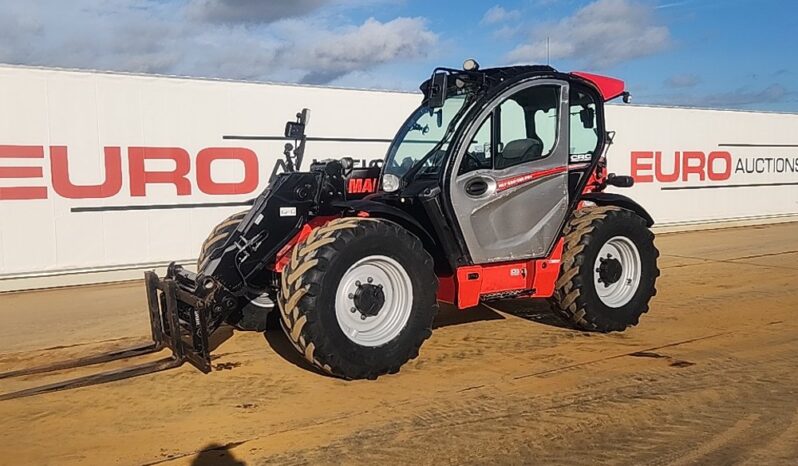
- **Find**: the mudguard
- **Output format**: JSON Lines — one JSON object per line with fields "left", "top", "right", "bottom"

{"left": 581, "top": 192, "right": 655, "bottom": 226}
{"left": 336, "top": 199, "right": 439, "bottom": 250}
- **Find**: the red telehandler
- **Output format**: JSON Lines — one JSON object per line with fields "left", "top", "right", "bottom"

{"left": 0, "top": 59, "right": 658, "bottom": 399}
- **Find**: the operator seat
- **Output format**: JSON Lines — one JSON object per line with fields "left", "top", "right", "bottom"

{"left": 495, "top": 138, "right": 544, "bottom": 170}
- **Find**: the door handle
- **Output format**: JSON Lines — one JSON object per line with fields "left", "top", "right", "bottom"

{"left": 465, "top": 179, "right": 489, "bottom": 196}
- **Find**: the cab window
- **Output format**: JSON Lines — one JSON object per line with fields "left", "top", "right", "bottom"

{"left": 495, "top": 85, "right": 560, "bottom": 170}
{"left": 458, "top": 114, "right": 493, "bottom": 175}
{"left": 569, "top": 89, "right": 600, "bottom": 159}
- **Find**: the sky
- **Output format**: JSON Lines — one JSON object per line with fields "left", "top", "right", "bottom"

{"left": 0, "top": 0, "right": 796, "bottom": 112}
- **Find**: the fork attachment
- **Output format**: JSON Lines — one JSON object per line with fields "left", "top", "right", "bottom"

{"left": 0, "top": 268, "right": 223, "bottom": 401}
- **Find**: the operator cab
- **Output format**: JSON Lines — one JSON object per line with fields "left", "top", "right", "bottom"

{"left": 380, "top": 60, "right": 625, "bottom": 267}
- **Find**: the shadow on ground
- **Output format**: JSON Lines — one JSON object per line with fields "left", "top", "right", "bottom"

{"left": 190, "top": 443, "right": 246, "bottom": 466}
{"left": 261, "top": 299, "right": 575, "bottom": 376}
{"left": 485, "top": 299, "right": 575, "bottom": 330}
{"left": 433, "top": 303, "right": 505, "bottom": 328}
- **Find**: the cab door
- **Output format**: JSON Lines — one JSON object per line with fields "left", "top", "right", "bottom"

{"left": 447, "top": 79, "right": 570, "bottom": 264}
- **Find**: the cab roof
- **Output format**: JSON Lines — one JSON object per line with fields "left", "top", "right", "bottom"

{"left": 423, "top": 65, "right": 626, "bottom": 103}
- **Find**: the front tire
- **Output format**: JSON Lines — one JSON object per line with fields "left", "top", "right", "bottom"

{"left": 197, "top": 210, "right": 273, "bottom": 332}
{"left": 553, "top": 206, "right": 660, "bottom": 332}
{"left": 279, "top": 217, "right": 438, "bottom": 379}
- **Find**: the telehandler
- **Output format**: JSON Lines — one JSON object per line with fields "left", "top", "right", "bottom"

{"left": 0, "top": 59, "right": 658, "bottom": 399}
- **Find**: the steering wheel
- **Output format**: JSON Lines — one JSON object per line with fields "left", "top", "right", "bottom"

{"left": 463, "top": 151, "right": 485, "bottom": 171}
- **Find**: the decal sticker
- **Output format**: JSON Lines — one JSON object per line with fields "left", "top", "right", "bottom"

{"left": 279, "top": 207, "right": 297, "bottom": 217}
{"left": 496, "top": 167, "right": 568, "bottom": 192}
{"left": 347, "top": 177, "right": 378, "bottom": 194}
{"left": 570, "top": 153, "right": 592, "bottom": 162}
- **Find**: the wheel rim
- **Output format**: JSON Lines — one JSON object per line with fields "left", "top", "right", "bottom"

{"left": 335, "top": 255, "right": 413, "bottom": 347}
{"left": 246, "top": 291, "right": 274, "bottom": 308}
{"left": 593, "top": 236, "right": 641, "bottom": 308}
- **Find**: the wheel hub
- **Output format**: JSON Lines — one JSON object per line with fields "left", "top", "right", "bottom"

{"left": 353, "top": 282, "right": 385, "bottom": 317}
{"left": 593, "top": 236, "right": 643, "bottom": 308}
{"left": 335, "top": 255, "right": 414, "bottom": 347}
{"left": 597, "top": 255, "right": 623, "bottom": 286}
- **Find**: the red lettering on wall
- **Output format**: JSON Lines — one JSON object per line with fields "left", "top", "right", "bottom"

{"left": 682, "top": 151, "right": 706, "bottom": 181}
{"left": 654, "top": 151, "right": 680, "bottom": 182}
{"left": 630, "top": 151, "right": 654, "bottom": 183}
{"left": 128, "top": 147, "right": 191, "bottom": 197}
{"left": 707, "top": 151, "right": 732, "bottom": 181}
{"left": 196, "top": 148, "right": 258, "bottom": 195}
{"left": 50, "top": 146, "right": 123, "bottom": 199}
{"left": 0, "top": 145, "right": 47, "bottom": 200}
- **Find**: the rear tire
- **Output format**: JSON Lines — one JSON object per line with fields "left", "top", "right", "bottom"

{"left": 553, "top": 205, "right": 659, "bottom": 332}
{"left": 197, "top": 210, "right": 272, "bottom": 332}
{"left": 278, "top": 217, "right": 438, "bottom": 379}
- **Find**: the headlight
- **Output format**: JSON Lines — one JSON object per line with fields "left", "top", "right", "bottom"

{"left": 381, "top": 174, "right": 401, "bottom": 193}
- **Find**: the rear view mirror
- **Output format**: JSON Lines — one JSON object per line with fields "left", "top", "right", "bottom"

{"left": 428, "top": 72, "right": 447, "bottom": 108}
{"left": 579, "top": 107, "right": 595, "bottom": 129}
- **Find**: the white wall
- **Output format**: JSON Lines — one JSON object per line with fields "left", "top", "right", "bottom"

{"left": 0, "top": 65, "right": 796, "bottom": 288}
{"left": 606, "top": 105, "right": 798, "bottom": 225}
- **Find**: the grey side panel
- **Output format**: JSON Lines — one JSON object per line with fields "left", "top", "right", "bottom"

{"left": 449, "top": 79, "right": 570, "bottom": 264}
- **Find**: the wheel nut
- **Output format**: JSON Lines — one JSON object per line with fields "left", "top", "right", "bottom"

{"left": 350, "top": 307, "right": 357, "bottom": 313}
{"left": 348, "top": 293, "right": 354, "bottom": 299}
{"left": 355, "top": 281, "right": 361, "bottom": 287}
{"left": 367, "top": 277, "right": 373, "bottom": 283}
{"left": 360, "top": 314, "right": 367, "bottom": 320}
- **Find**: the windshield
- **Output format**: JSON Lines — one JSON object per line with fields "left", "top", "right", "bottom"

{"left": 384, "top": 95, "right": 469, "bottom": 178}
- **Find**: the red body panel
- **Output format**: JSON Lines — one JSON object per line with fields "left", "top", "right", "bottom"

{"left": 272, "top": 216, "right": 338, "bottom": 273}
{"left": 277, "top": 215, "right": 568, "bottom": 310}
{"left": 571, "top": 72, "right": 625, "bottom": 101}
{"left": 436, "top": 238, "right": 565, "bottom": 309}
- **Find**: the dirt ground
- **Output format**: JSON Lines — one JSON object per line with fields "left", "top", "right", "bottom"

{"left": 0, "top": 222, "right": 796, "bottom": 465}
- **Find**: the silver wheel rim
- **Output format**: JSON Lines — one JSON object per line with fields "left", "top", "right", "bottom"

{"left": 594, "top": 236, "right": 641, "bottom": 308}
{"left": 335, "top": 255, "right": 413, "bottom": 347}
{"left": 246, "top": 291, "right": 274, "bottom": 308}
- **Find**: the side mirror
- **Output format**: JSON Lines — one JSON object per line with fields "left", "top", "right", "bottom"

{"left": 606, "top": 174, "right": 634, "bottom": 188}
{"left": 428, "top": 72, "right": 447, "bottom": 108}
{"left": 579, "top": 107, "right": 595, "bottom": 129}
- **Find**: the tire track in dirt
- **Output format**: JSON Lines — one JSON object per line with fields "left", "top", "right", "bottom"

{"left": 2, "top": 223, "right": 797, "bottom": 465}
{"left": 205, "top": 328, "right": 798, "bottom": 465}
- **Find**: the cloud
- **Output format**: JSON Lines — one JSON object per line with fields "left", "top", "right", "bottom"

{"left": 0, "top": 1, "right": 437, "bottom": 86}
{"left": 664, "top": 73, "right": 701, "bottom": 88}
{"left": 288, "top": 17, "right": 438, "bottom": 84}
{"left": 506, "top": 0, "right": 670, "bottom": 68}
{"left": 695, "top": 84, "right": 790, "bottom": 108}
{"left": 655, "top": 1, "right": 692, "bottom": 9}
{"left": 481, "top": 5, "right": 521, "bottom": 25}
{"left": 186, "top": 0, "right": 330, "bottom": 25}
